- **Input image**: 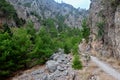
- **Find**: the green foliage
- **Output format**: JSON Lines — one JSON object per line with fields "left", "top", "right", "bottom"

{"left": 0, "top": 0, "right": 25, "bottom": 27}
{"left": 56, "top": 15, "right": 66, "bottom": 32}
{"left": 96, "top": 21, "right": 105, "bottom": 39}
{"left": 72, "top": 43, "right": 79, "bottom": 55}
{"left": 0, "top": 28, "right": 32, "bottom": 77}
{"left": 42, "top": 18, "right": 58, "bottom": 37}
{"left": 30, "top": 11, "right": 41, "bottom": 22}
{"left": 26, "top": 21, "right": 35, "bottom": 35}
{"left": 111, "top": 0, "right": 120, "bottom": 7}
{"left": 30, "top": 27, "right": 54, "bottom": 64}
{"left": 2, "top": 23, "right": 12, "bottom": 35}
{"left": 72, "top": 54, "right": 82, "bottom": 70}
{"left": 0, "top": 17, "right": 86, "bottom": 78}
{"left": 12, "top": 28, "right": 31, "bottom": 60}
{"left": 81, "top": 19, "right": 90, "bottom": 42}
{"left": 0, "top": 32, "right": 13, "bottom": 77}
{"left": 0, "top": 0, "right": 16, "bottom": 18}
{"left": 64, "top": 38, "right": 72, "bottom": 54}
{"left": 13, "top": 13, "right": 26, "bottom": 27}
{"left": 43, "top": 18, "right": 55, "bottom": 28}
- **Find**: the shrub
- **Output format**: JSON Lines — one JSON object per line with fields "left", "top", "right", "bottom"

{"left": 72, "top": 54, "right": 82, "bottom": 70}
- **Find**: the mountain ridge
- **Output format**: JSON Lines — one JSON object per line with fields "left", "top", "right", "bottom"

{"left": 7, "top": 0, "right": 88, "bottom": 29}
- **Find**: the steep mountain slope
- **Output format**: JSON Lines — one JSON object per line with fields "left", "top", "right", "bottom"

{"left": 0, "top": 0, "right": 25, "bottom": 27}
{"left": 88, "top": 0, "right": 120, "bottom": 59}
{"left": 7, "top": 0, "right": 88, "bottom": 29}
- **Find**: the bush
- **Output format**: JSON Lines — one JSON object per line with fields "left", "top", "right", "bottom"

{"left": 72, "top": 54, "right": 82, "bottom": 70}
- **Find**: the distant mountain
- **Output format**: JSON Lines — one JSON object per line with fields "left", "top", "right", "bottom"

{"left": 7, "top": 0, "right": 88, "bottom": 29}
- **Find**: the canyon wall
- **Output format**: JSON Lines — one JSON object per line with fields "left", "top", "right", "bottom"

{"left": 89, "top": 0, "right": 120, "bottom": 59}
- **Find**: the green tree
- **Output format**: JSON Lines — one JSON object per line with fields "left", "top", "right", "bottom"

{"left": 26, "top": 21, "right": 36, "bottom": 43}
{"left": 12, "top": 28, "right": 31, "bottom": 68}
{"left": 81, "top": 19, "right": 90, "bottom": 42}
{"left": 0, "top": 28, "right": 32, "bottom": 77}
{"left": 0, "top": 0, "right": 16, "bottom": 18}
{"left": 64, "top": 40, "right": 72, "bottom": 54}
{"left": 30, "top": 27, "right": 55, "bottom": 64}
{"left": 0, "top": 32, "right": 13, "bottom": 77}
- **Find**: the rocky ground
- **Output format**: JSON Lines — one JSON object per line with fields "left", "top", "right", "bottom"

{"left": 10, "top": 48, "right": 119, "bottom": 80}
{"left": 10, "top": 41, "right": 120, "bottom": 80}
{"left": 11, "top": 49, "right": 79, "bottom": 80}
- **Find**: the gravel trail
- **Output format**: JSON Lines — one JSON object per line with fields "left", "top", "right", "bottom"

{"left": 91, "top": 56, "right": 120, "bottom": 80}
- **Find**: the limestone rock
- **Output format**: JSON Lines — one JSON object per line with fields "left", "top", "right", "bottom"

{"left": 46, "top": 60, "right": 58, "bottom": 73}
{"left": 88, "top": 0, "right": 120, "bottom": 59}
{"left": 7, "top": 0, "right": 88, "bottom": 29}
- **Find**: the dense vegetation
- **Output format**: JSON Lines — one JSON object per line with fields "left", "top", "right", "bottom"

{"left": 0, "top": 0, "right": 15, "bottom": 18}
{"left": 0, "top": 0, "right": 25, "bottom": 27}
{"left": 0, "top": 0, "right": 90, "bottom": 78}
{"left": 0, "top": 19, "right": 90, "bottom": 78}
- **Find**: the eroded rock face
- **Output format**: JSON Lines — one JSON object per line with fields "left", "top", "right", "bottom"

{"left": 89, "top": 0, "right": 120, "bottom": 59}
{"left": 114, "top": 5, "right": 120, "bottom": 59}
{"left": 7, "top": 0, "right": 88, "bottom": 29}
{"left": 13, "top": 50, "right": 78, "bottom": 80}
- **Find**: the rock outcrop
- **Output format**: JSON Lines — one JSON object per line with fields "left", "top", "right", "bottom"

{"left": 12, "top": 49, "right": 79, "bottom": 80}
{"left": 88, "top": 0, "right": 120, "bottom": 59}
{"left": 7, "top": 0, "right": 88, "bottom": 29}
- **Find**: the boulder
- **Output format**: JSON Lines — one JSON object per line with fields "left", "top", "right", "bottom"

{"left": 13, "top": 52, "right": 77, "bottom": 80}
{"left": 46, "top": 60, "right": 58, "bottom": 73}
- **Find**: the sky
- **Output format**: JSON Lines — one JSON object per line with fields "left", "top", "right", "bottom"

{"left": 54, "top": 0, "right": 91, "bottom": 9}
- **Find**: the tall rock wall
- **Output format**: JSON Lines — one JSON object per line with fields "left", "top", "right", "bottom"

{"left": 89, "top": 0, "right": 120, "bottom": 59}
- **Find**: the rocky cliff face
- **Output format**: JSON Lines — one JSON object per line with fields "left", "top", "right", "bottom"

{"left": 7, "top": 0, "right": 88, "bottom": 29}
{"left": 89, "top": 0, "right": 120, "bottom": 59}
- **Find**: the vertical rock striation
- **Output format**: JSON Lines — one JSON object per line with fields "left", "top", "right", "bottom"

{"left": 89, "top": 0, "right": 120, "bottom": 59}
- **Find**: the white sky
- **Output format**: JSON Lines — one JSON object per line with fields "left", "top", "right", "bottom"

{"left": 55, "top": 0, "right": 91, "bottom": 9}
